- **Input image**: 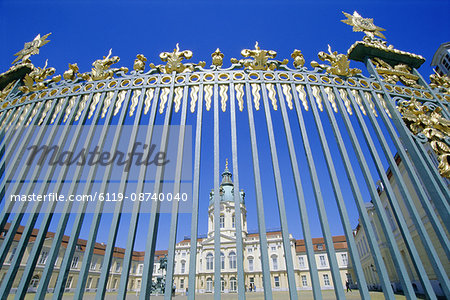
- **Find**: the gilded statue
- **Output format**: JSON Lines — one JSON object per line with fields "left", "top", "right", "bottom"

{"left": 291, "top": 49, "right": 305, "bottom": 68}
{"left": 19, "top": 59, "right": 61, "bottom": 93}
{"left": 133, "top": 54, "right": 147, "bottom": 72}
{"left": 311, "top": 45, "right": 361, "bottom": 76}
{"left": 79, "top": 49, "right": 128, "bottom": 81}
{"left": 231, "top": 42, "right": 288, "bottom": 71}
{"left": 63, "top": 63, "right": 80, "bottom": 81}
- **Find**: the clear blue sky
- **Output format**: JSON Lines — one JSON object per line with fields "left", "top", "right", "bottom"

{"left": 1, "top": 0, "right": 449, "bottom": 251}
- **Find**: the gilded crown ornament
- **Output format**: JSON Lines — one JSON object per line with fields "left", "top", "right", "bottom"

{"left": 311, "top": 45, "right": 361, "bottom": 76}
{"left": 231, "top": 42, "right": 288, "bottom": 71}
{"left": 12, "top": 33, "right": 52, "bottom": 65}
{"left": 212, "top": 48, "right": 224, "bottom": 67}
{"left": 133, "top": 54, "right": 147, "bottom": 72}
{"left": 150, "top": 43, "right": 206, "bottom": 74}
{"left": 291, "top": 50, "right": 305, "bottom": 68}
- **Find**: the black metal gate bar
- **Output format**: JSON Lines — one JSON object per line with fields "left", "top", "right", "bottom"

{"left": 164, "top": 76, "right": 189, "bottom": 300}
{"left": 229, "top": 81, "right": 246, "bottom": 299}
{"left": 303, "top": 83, "right": 346, "bottom": 299}
{"left": 187, "top": 82, "right": 204, "bottom": 300}
{"left": 358, "top": 89, "right": 450, "bottom": 298}
{"left": 140, "top": 72, "right": 176, "bottom": 300}
{"left": 285, "top": 82, "right": 323, "bottom": 300}
{"left": 244, "top": 75, "right": 273, "bottom": 300}
{"left": 117, "top": 86, "right": 160, "bottom": 299}
{"left": 260, "top": 81, "right": 298, "bottom": 299}
{"left": 329, "top": 85, "right": 396, "bottom": 299}
{"left": 315, "top": 84, "right": 371, "bottom": 299}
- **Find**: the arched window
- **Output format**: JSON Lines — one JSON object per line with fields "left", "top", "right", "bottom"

{"left": 221, "top": 252, "right": 225, "bottom": 270}
{"left": 206, "top": 277, "right": 213, "bottom": 292}
{"left": 206, "top": 253, "right": 214, "bottom": 270}
{"left": 271, "top": 255, "right": 278, "bottom": 270}
{"left": 220, "top": 214, "right": 225, "bottom": 228}
{"left": 230, "top": 277, "right": 237, "bottom": 292}
{"left": 229, "top": 251, "right": 236, "bottom": 269}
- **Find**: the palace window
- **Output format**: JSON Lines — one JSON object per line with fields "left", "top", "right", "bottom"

{"left": 298, "top": 256, "right": 305, "bottom": 268}
{"left": 221, "top": 252, "right": 225, "bottom": 270}
{"left": 232, "top": 214, "right": 235, "bottom": 228}
{"left": 220, "top": 215, "right": 225, "bottom": 228}
{"left": 8, "top": 247, "right": 16, "bottom": 263}
{"left": 38, "top": 251, "right": 48, "bottom": 265}
{"left": 90, "top": 258, "right": 97, "bottom": 270}
{"left": 248, "top": 258, "right": 254, "bottom": 271}
{"left": 229, "top": 251, "right": 236, "bottom": 269}
{"left": 301, "top": 275, "right": 308, "bottom": 287}
{"left": 180, "top": 278, "right": 184, "bottom": 289}
{"left": 274, "top": 276, "right": 280, "bottom": 287}
{"left": 181, "top": 260, "right": 186, "bottom": 273}
{"left": 206, "top": 278, "right": 213, "bottom": 292}
{"left": 66, "top": 276, "right": 73, "bottom": 289}
{"left": 271, "top": 255, "right": 278, "bottom": 270}
{"left": 319, "top": 255, "right": 327, "bottom": 267}
{"left": 115, "top": 261, "right": 121, "bottom": 272}
{"left": 341, "top": 253, "right": 348, "bottom": 266}
{"left": 230, "top": 277, "right": 237, "bottom": 292}
{"left": 206, "top": 253, "right": 214, "bottom": 270}
{"left": 71, "top": 256, "right": 79, "bottom": 269}
{"left": 323, "top": 274, "right": 330, "bottom": 286}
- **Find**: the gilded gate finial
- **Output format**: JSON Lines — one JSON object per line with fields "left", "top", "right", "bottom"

{"left": 397, "top": 97, "right": 450, "bottom": 178}
{"left": 212, "top": 48, "right": 224, "bottom": 67}
{"left": 231, "top": 42, "right": 288, "bottom": 71}
{"left": 12, "top": 33, "right": 52, "bottom": 65}
{"left": 291, "top": 50, "right": 305, "bottom": 68}
{"left": 341, "top": 11, "right": 386, "bottom": 40}
{"left": 133, "top": 54, "right": 147, "bottom": 72}
{"left": 63, "top": 63, "right": 80, "bottom": 81}
{"left": 311, "top": 45, "right": 361, "bottom": 76}
{"left": 150, "top": 43, "right": 206, "bottom": 74}
{"left": 79, "top": 49, "right": 129, "bottom": 81}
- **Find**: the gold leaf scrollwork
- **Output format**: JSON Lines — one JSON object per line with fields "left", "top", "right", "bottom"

{"left": 364, "top": 91, "right": 378, "bottom": 117}
{"left": 89, "top": 93, "right": 102, "bottom": 119}
{"left": 282, "top": 84, "right": 293, "bottom": 110}
{"left": 129, "top": 90, "right": 142, "bottom": 117}
{"left": 102, "top": 91, "right": 115, "bottom": 118}
{"left": 371, "top": 58, "right": 423, "bottom": 89}
{"left": 38, "top": 100, "right": 53, "bottom": 126}
{"left": 351, "top": 89, "right": 366, "bottom": 115}
{"left": 114, "top": 90, "right": 127, "bottom": 116}
{"left": 235, "top": 84, "right": 244, "bottom": 112}
{"left": 75, "top": 94, "right": 90, "bottom": 121}
{"left": 19, "top": 59, "right": 61, "bottom": 93}
{"left": 220, "top": 85, "right": 228, "bottom": 112}
{"left": 64, "top": 96, "right": 77, "bottom": 122}
{"left": 338, "top": 89, "right": 353, "bottom": 115}
{"left": 151, "top": 44, "right": 205, "bottom": 74}
{"left": 397, "top": 97, "right": 450, "bottom": 178}
{"left": 204, "top": 85, "right": 213, "bottom": 111}
{"left": 27, "top": 101, "right": 43, "bottom": 127}
{"left": 50, "top": 98, "right": 65, "bottom": 124}
{"left": 311, "top": 86, "right": 323, "bottom": 112}
{"left": 430, "top": 71, "right": 450, "bottom": 94}
{"left": 296, "top": 85, "right": 308, "bottom": 111}
{"left": 324, "top": 87, "right": 338, "bottom": 113}
{"left": 266, "top": 83, "right": 277, "bottom": 110}
{"left": 311, "top": 45, "right": 361, "bottom": 77}
{"left": 174, "top": 87, "right": 183, "bottom": 113}
{"left": 190, "top": 85, "right": 199, "bottom": 113}
{"left": 63, "top": 63, "right": 79, "bottom": 81}
{"left": 144, "top": 88, "right": 154, "bottom": 115}
{"left": 251, "top": 83, "right": 261, "bottom": 110}
{"left": 376, "top": 93, "right": 392, "bottom": 118}
{"left": 159, "top": 88, "right": 170, "bottom": 114}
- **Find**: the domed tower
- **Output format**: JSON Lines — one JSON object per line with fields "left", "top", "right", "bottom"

{"left": 208, "top": 159, "right": 247, "bottom": 238}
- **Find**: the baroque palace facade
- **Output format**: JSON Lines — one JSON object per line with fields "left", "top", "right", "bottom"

{"left": 0, "top": 163, "right": 352, "bottom": 294}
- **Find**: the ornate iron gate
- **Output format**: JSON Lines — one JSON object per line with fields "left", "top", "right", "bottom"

{"left": 0, "top": 11, "right": 449, "bottom": 300}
